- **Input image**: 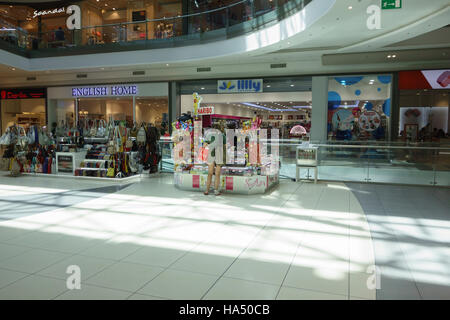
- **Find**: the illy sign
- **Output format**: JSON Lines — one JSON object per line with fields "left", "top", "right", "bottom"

{"left": 218, "top": 79, "right": 263, "bottom": 93}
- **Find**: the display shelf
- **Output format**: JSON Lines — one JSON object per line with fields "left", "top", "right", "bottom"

{"left": 77, "top": 168, "right": 108, "bottom": 170}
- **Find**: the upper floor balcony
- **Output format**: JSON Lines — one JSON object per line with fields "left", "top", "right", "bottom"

{"left": 0, "top": 0, "right": 311, "bottom": 58}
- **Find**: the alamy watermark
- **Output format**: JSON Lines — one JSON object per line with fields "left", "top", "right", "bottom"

{"left": 66, "top": 265, "right": 81, "bottom": 290}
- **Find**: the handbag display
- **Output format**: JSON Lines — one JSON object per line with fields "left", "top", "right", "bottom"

{"left": 89, "top": 120, "right": 97, "bottom": 137}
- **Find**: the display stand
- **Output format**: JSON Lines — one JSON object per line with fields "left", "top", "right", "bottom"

{"left": 174, "top": 165, "right": 279, "bottom": 194}
{"left": 295, "top": 146, "right": 318, "bottom": 183}
{"left": 55, "top": 151, "right": 87, "bottom": 175}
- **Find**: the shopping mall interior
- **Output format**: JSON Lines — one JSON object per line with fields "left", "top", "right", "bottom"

{"left": 0, "top": 0, "right": 449, "bottom": 304}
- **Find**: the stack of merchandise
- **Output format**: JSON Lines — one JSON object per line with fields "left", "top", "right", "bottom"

{"left": 0, "top": 124, "right": 56, "bottom": 176}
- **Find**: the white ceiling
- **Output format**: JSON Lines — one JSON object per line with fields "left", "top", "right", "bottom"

{"left": 0, "top": 0, "right": 449, "bottom": 87}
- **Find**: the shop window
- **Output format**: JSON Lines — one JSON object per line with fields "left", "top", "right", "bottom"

{"left": 136, "top": 97, "right": 169, "bottom": 135}
{"left": 327, "top": 74, "right": 392, "bottom": 142}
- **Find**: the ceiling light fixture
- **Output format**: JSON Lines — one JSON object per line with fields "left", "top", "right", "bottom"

{"left": 348, "top": 6, "right": 352, "bottom": 10}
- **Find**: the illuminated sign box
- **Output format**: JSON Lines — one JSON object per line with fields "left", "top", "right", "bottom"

{"left": 0, "top": 88, "right": 46, "bottom": 100}
{"left": 71, "top": 85, "right": 138, "bottom": 97}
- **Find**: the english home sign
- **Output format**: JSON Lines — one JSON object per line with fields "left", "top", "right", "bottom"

{"left": 72, "top": 85, "right": 138, "bottom": 97}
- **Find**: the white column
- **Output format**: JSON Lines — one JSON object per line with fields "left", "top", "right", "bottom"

{"left": 133, "top": 96, "right": 136, "bottom": 123}
{"left": 310, "top": 76, "right": 329, "bottom": 143}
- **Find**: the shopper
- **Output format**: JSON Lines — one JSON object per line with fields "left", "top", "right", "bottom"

{"left": 204, "top": 123, "right": 226, "bottom": 196}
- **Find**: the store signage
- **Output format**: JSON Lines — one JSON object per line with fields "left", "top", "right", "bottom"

{"left": 32, "top": 5, "right": 81, "bottom": 30}
{"left": 381, "top": 0, "right": 401, "bottom": 9}
{"left": 71, "top": 85, "right": 138, "bottom": 97}
{"left": 218, "top": 79, "right": 263, "bottom": 93}
{"left": 0, "top": 88, "right": 46, "bottom": 100}
{"left": 197, "top": 106, "right": 214, "bottom": 115}
{"left": 399, "top": 70, "right": 450, "bottom": 90}
{"left": 33, "top": 7, "right": 65, "bottom": 19}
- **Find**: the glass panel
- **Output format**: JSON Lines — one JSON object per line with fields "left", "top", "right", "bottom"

{"left": 328, "top": 74, "right": 392, "bottom": 143}
{"left": 135, "top": 97, "right": 169, "bottom": 133}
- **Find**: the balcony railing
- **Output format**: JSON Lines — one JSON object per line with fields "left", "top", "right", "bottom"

{"left": 0, "top": 0, "right": 310, "bottom": 57}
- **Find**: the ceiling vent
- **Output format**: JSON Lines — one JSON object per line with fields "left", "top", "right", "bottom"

{"left": 76, "top": 74, "right": 88, "bottom": 78}
{"left": 26, "top": 76, "right": 37, "bottom": 81}
{"left": 132, "top": 70, "right": 145, "bottom": 76}
{"left": 270, "top": 63, "right": 287, "bottom": 69}
{"left": 197, "top": 67, "right": 211, "bottom": 72}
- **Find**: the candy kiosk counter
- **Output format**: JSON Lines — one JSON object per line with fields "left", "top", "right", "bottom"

{"left": 174, "top": 164, "right": 279, "bottom": 195}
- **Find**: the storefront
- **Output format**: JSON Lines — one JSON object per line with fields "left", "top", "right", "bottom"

{"left": 0, "top": 82, "right": 168, "bottom": 179}
{"left": 47, "top": 82, "right": 168, "bottom": 129}
{"left": 398, "top": 69, "right": 449, "bottom": 143}
{"left": 326, "top": 74, "right": 393, "bottom": 142}
{"left": 0, "top": 87, "right": 47, "bottom": 134}
{"left": 0, "top": 0, "right": 183, "bottom": 48}
{"left": 179, "top": 77, "right": 313, "bottom": 141}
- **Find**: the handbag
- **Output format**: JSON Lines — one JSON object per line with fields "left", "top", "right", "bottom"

{"left": 0, "top": 127, "right": 11, "bottom": 145}
{"left": 27, "top": 125, "right": 36, "bottom": 144}
{"left": 89, "top": 120, "right": 97, "bottom": 137}
{"left": 97, "top": 119, "right": 107, "bottom": 137}
{"left": 16, "top": 126, "right": 28, "bottom": 150}
{"left": 107, "top": 160, "right": 115, "bottom": 177}
{"left": 130, "top": 122, "right": 138, "bottom": 138}
{"left": 10, "top": 158, "right": 21, "bottom": 177}
{"left": 136, "top": 123, "right": 147, "bottom": 144}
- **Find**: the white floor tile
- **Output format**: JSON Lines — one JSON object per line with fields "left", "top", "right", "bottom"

{"left": 86, "top": 261, "right": 164, "bottom": 292}
{"left": 0, "top": 268, "right": 29, "bottom": 289}
{"left": 138, "top": 269, "right": 218, "bottom": 300}
{"left": 55, "top": 284, "right": 131, "bottom": 300}
{"left": 79, "top": 240, "right": 141, "bottom": 261}
{"left": 0, "top": 275, "right": 67, "bottom": 300}
{"left": 170, "top": 251, "right": 235, "bottom": 276}
{"left": 123, "top": 246, "right": 187, "bottom": 268}
{"left": 203, "top": 277, "right": 279, "bottom": 300}
{"left": 0, "top": 243, "right": 31, "bottom": 262}
{"left": 224, "top": 258, "right": 290, "bottom": 286}
{"left": 283, "top": 265, "right": 349, "bottom": 296}
{"left": 0, "top": 249, "right": 69, "bottom": 274}
{"left": 127, "top": 293, "right": 167, "bottom": 300}
{"left": 349, "top": 272, "right": 377, "bottom": 300}
{"left": 277, "top": 286, "right": 347, "bottom": 300}
{"left": 37, "top": 255, "right": 116, "bottom": 280}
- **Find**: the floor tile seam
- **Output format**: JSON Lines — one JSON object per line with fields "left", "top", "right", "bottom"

{"left": 0, "top": 240, "right": 102, "bottom": 257}
{"left": 79, "top": 245, "right": 145, "bottom": 283}
{"left": 0, "top": 271, "right": 32, "bottom": 291}
{"left": 279, "top": 283, "right": 349, "bottom": 298}
{"left": 0, "top": 246, "right": 36, "bottom": 263}
{"left": 50, "top": 279, "right": 142, "bottom": 300}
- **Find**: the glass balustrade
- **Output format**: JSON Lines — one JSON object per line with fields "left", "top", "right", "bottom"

{"left": 157, "top": 138, "right": 450, "bottom": 187}
{"left": 0, "top": 0, "right": 310, "bottom": 55}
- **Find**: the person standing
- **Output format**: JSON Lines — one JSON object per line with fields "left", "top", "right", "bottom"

{"left": 203, "top": 123, "right": 227, "bottom": 196}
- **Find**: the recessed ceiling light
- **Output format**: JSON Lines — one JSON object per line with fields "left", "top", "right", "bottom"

{"left": 387, "top": 55, "right": 392, "bottom": 58}
{"left": 201, "top": 87, "right": 205, "bottom": 90}
{"left": 290, "top": 84, "right": 294, "bottom": 87}
{"left": 392, "top": 54, "right": 396, "bottom": 58}
{"left": 266, "top": 85, "right": 271, "bottom": 88}
{"left": 113, "top": 8, "right": 116, "bottom": 10}
{"left": 166, "top": 63, "right": 169, "bottom": 66}
{"left": 348, "top": 6, "right": 352, "bottom": 10}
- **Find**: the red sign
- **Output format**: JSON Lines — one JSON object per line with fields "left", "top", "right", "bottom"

{"left": 226, "top": 177, "right": 233, "bottom": 191}
{"left": 198, "top": 106, "right": 214, "bottom": 115}
{"left": 192, "top": 175, "right": 200, "bottom": 188}
{"left": 0, "top": 88, "right": 46, "bottom": 100}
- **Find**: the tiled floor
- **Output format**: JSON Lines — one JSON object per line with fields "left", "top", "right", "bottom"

{"left": 347, "top": 183, "right": 450, "bottom": 300}
{"left": 0, "top": 173, "right": 447, "bottom": 299}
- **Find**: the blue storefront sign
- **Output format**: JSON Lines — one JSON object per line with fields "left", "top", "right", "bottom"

{"left": 218, "top": 79, "right": 263, "bottom": 93}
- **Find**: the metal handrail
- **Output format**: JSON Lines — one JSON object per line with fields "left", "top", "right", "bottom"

{"left": 312, "top": 144, "right": 450, "bottom": 151}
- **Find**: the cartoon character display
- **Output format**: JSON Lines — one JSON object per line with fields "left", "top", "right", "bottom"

{"left": 359, "top": 111, "right": 381, "bottom": 132}
{"left": 332, "top": 109, "right": 355, "bottom": 131}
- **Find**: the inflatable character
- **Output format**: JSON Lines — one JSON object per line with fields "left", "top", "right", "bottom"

{"left": 193, "top": 92, "right": 203, "bottom": 117}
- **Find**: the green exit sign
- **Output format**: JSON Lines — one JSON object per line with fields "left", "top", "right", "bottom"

{"left": 381, "top": 0, "right": 402, "bottom": 9}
